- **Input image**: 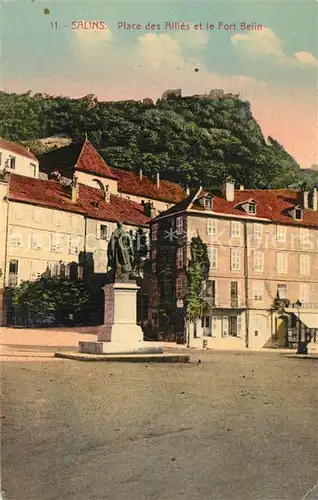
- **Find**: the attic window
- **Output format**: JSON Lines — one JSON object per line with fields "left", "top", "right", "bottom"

{"left": 294, "top": 207, "right": 303, "bottom": 220}
{"left": 204, "top": 197, "right": 213, "bottom": 209}
{"left": 91, "top": 201, "right": 99, "bottom": 208}
{"left": 248, "top": 203, "right": 256, "bottom": 214}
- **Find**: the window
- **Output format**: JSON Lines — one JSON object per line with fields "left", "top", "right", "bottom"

{"left": 176, "top": 216, "right": 183, "bottom": 235}
{"left": 31, "top": 232, "right": 43, "bottom": 250}
{"left": 30, "top": 163, "right": 37, "bottom": 177}
{"left": 299, "top": 228, "right": 310, "bottom": 245}
{"left": 51, "top": 234, "right": 61, "bottom": 253}
{"left": 222, "top": 316, "right": 229, "bottom": 337}
{"left": 253, "top": 251, "right": 264, "bottom": 272}
{"left": 201, "top": 316, "right": 217, "bottom": 337}
{"left": 0, "top": 152, "right": 2, "bottom": 165}
{"left": 49, "top": 262, "right": 60, "bottom": 278}
{"left": 9, "top": 232, "right": 23, "bottom": 248}
{"left": 300, "top": 284, "right": 309, "bottom": 304}
{"left": 299, "top": 254, "right": 310, "bottom": 276}
{"left": 230, "top": 281, "right": 239, "bottom": 307}
{"left": 69, "top": 236, "right": 79, "bottom": 255}
{"left": 248, "top": 203, "right": 256, "bottom": 214}
{"left": 8, "top": 259, "right": 18, "bottom": 286}
{"left": 209, "top": 247, "right": 218, "bottom": 270}
{"left": 14, "top": 206, "right": 24, "bottom": 220}
{"left": 294, "top": 207, "right": 302, "bottom": 220}
{"left": 151, "top": 223, "right": 158, "bottom": 241}
{"left": 152, "top": 249, "right": 157, "bottom": 272}
{"left": 230, "top": 248, "right": 241, "bottom": 271}
{"left": 176, "top": 277, "right": 183, "bottom": 299}
{"left": 71, "top": 216, "right": 78, "bottom": 231}
{"left": 253, "top": 224, "right": 262, "bottom": 239}
{"left": 230, "top": 221, "right": 241, "bottom": 238}
{"left": 276, "top": 226, "right": 286, "bottom": 243}
{"left": 207, "top": 219, "right": 217, "bottom": 236}
{"left": 201, "top": 316, "right": 210, "bottom": 328}
{"left": 253, "top": 282, "right": 264, "bottom": 301}
{"left": 277, "top": 284, "right": 288, "bottom": 300}
{"left": 229, "top": 316, "right": 239, "bottom": 337}
{"left": 7, "top": 156, "right": 16, "bottom": 170}
{"left": 176, "top": 247, "right": 183, "bottom": 269}
{"left": 276, "top": 252, "right": 288, "bottom": 274}
{"left": 53, "top": 211, "right": 61, "bottom": 227}
{"left": 203, "top": 196, "right": 213, "bottom": 209}
{"left": 34, "top": 209, "right": 43, "bottom": 223}
{"left": 30, "top": 261, "right": 43, "bottom": 280}
{"left": 205, "top": 280, "right": 216, "bottom": 305}
{"left": 99, "top": 224, "right": 108, "bottom": 240}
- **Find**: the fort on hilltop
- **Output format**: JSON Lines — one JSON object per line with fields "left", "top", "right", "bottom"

{"left": 161, "top": 88, "right": 240, "bottom": 101}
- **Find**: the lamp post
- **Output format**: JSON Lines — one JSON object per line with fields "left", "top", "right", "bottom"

{"left": 295, "top": 300, "right": 307, "bottom": 355}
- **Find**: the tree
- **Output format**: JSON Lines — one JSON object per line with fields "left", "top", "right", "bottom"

{"left": 184, "top": 236, "right": 210, "bottom": 338}
{"left": 12, "top": 277, "right": 89, "bottom": 325}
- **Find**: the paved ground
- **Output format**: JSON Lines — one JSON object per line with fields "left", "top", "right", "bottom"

{"left": 1, "top": 332, "right": 317, "bottom": 500}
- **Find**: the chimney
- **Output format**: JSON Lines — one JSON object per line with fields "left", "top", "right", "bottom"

{"left": 302, "top": 190, "right": 309, "bottom": 209}
{"left": 71, "top": 176, "right": 79, "bottom": 203}
{"left": 139, "top": 169, "right": 143, "bottom": 180}
{"left": 156, "top": 172, "right": 160, "bottom": 188}
{"left": 222, "top": 177, "right": 235, "bottom": 202}
{"left": 312, "top": 187, "right": 318, "bottom": 211}
{"left": 104, "top": 185, "right": 110, "bottom": 203}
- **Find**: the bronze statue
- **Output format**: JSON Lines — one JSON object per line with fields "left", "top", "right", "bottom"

{"left": 107, "top": 222, "right": 134, "bottom": 280}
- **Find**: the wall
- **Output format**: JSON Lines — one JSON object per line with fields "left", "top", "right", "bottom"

{"left": 0, "top": 147, "right": 39, "bottom": 178}
{"left": 75, "top": 171, "right": 118, "bottom": 195}
{"left": 6, "top": 201, "right": 85, "bottom": 285}
{"left": 0, "top": 179, "right": 8, "bottom": 310}
{"left": 85, "top": 218, "right": 149, "bottom": 274}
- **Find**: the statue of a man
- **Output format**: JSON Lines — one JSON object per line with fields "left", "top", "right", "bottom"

{"left": 107, "top": 222, "right": 134, "bottom": 280}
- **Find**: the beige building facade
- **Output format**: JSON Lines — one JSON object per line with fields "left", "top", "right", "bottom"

{"left": 149, "top": 181, "right": 318, "bottom": 349}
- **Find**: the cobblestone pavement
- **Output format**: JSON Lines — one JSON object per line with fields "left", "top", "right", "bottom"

{"left": 1, "top": 348, "right": 317, "bottom": 500}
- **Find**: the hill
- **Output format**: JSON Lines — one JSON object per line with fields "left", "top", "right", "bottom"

{"left": 0, "top": 90, "right": 316, "bottom": 189}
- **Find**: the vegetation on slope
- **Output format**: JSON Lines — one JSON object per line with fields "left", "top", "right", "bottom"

{"left": 1, "top": 90, "right": 316, "bottom": 189}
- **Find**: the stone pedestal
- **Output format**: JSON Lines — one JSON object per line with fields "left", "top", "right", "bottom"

{"left": 79, "top": 281, "right": 163, "bottom": 355}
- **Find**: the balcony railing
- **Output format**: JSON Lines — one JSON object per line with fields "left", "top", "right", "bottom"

{"left": 289, "top": 302, "right": 318, "bottom": 310}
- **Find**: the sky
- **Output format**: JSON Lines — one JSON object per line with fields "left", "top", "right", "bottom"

{"left": 1, "top": 0, "right": 317, "bottom": 168}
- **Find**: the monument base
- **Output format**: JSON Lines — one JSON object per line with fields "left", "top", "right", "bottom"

{"left": 78, "top": 281, "right": 163, "bottom": 355}
{"left": 79, "top": 340, "right": 163, "bottom": 355}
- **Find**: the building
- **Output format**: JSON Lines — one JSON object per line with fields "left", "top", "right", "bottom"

{"left": 149, "top": 179, "right": 318, "bottom": 349}
{"left": 38, "top": 139, "right": 187, "bottom": 214}
{"left": 0, "top": 138, "right": 39, "bottom": 178}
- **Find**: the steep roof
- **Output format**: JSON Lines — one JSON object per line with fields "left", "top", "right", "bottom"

{"left": 8, "top": 174, "right": 150, "bottom": 226}
{"left": 0, "top": 137, "right": 38, "bottom": 161}
{"left": 38, "top": 139, "right": 187, "bottom": 204}
{"left": 38, "top": 140, "right": 118, "bottom": 180}
{"left": 112, "top": 168, "right": 187, "bottom": 204}
{"left": 153, "top": 188, "right": 318, "bottom": 228}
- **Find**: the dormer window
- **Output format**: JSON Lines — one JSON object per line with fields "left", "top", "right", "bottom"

{"left": 295, "top": 207, "right": 302, "bottom": 220}
{"left": 290, "top": 205, "right": 303, "bottom": 220}
{"left": 199, "top": 195, "right": 213, "bottom": 210}
{"left": 247, "top": 202, "right": 256, "bottom": 214}
{"left": 204, "top": 196, "right": 213, "bottom": 209}
{"left": 236, "top": 199, "right": 257, "bottom": 215}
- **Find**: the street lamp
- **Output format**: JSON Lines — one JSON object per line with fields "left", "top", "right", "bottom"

{"left": 295, "top": 299, "right": 307, "bottom": 355}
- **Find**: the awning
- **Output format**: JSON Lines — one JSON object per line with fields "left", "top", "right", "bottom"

{"left": 292, "top": 312, "right": 318, "bottom": 329}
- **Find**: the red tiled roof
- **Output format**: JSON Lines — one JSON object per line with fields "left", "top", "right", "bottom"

{"left": 155, "top": 188, "right": 318, "bottom": 228}
{"left": 0, "top": 138, "right": 37, "bottom": 161}
{"left": 75, "top": 140, "right": 118, "bottom": 180}
{"left": 8, "top": 174, "right": 86, "bottom": 214}
{"left": 78, "top": 184, "right": 150, "bottom": 226}
{"left": 8, "top": 174, "right": 150, "bottom": 226}
{"left": 112, "top": 167, "right": 187, "bottom": 204}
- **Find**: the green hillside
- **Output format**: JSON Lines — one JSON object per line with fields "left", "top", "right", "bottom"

{"left": 0, "top": 90, "right": 316, "bottom": 189}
